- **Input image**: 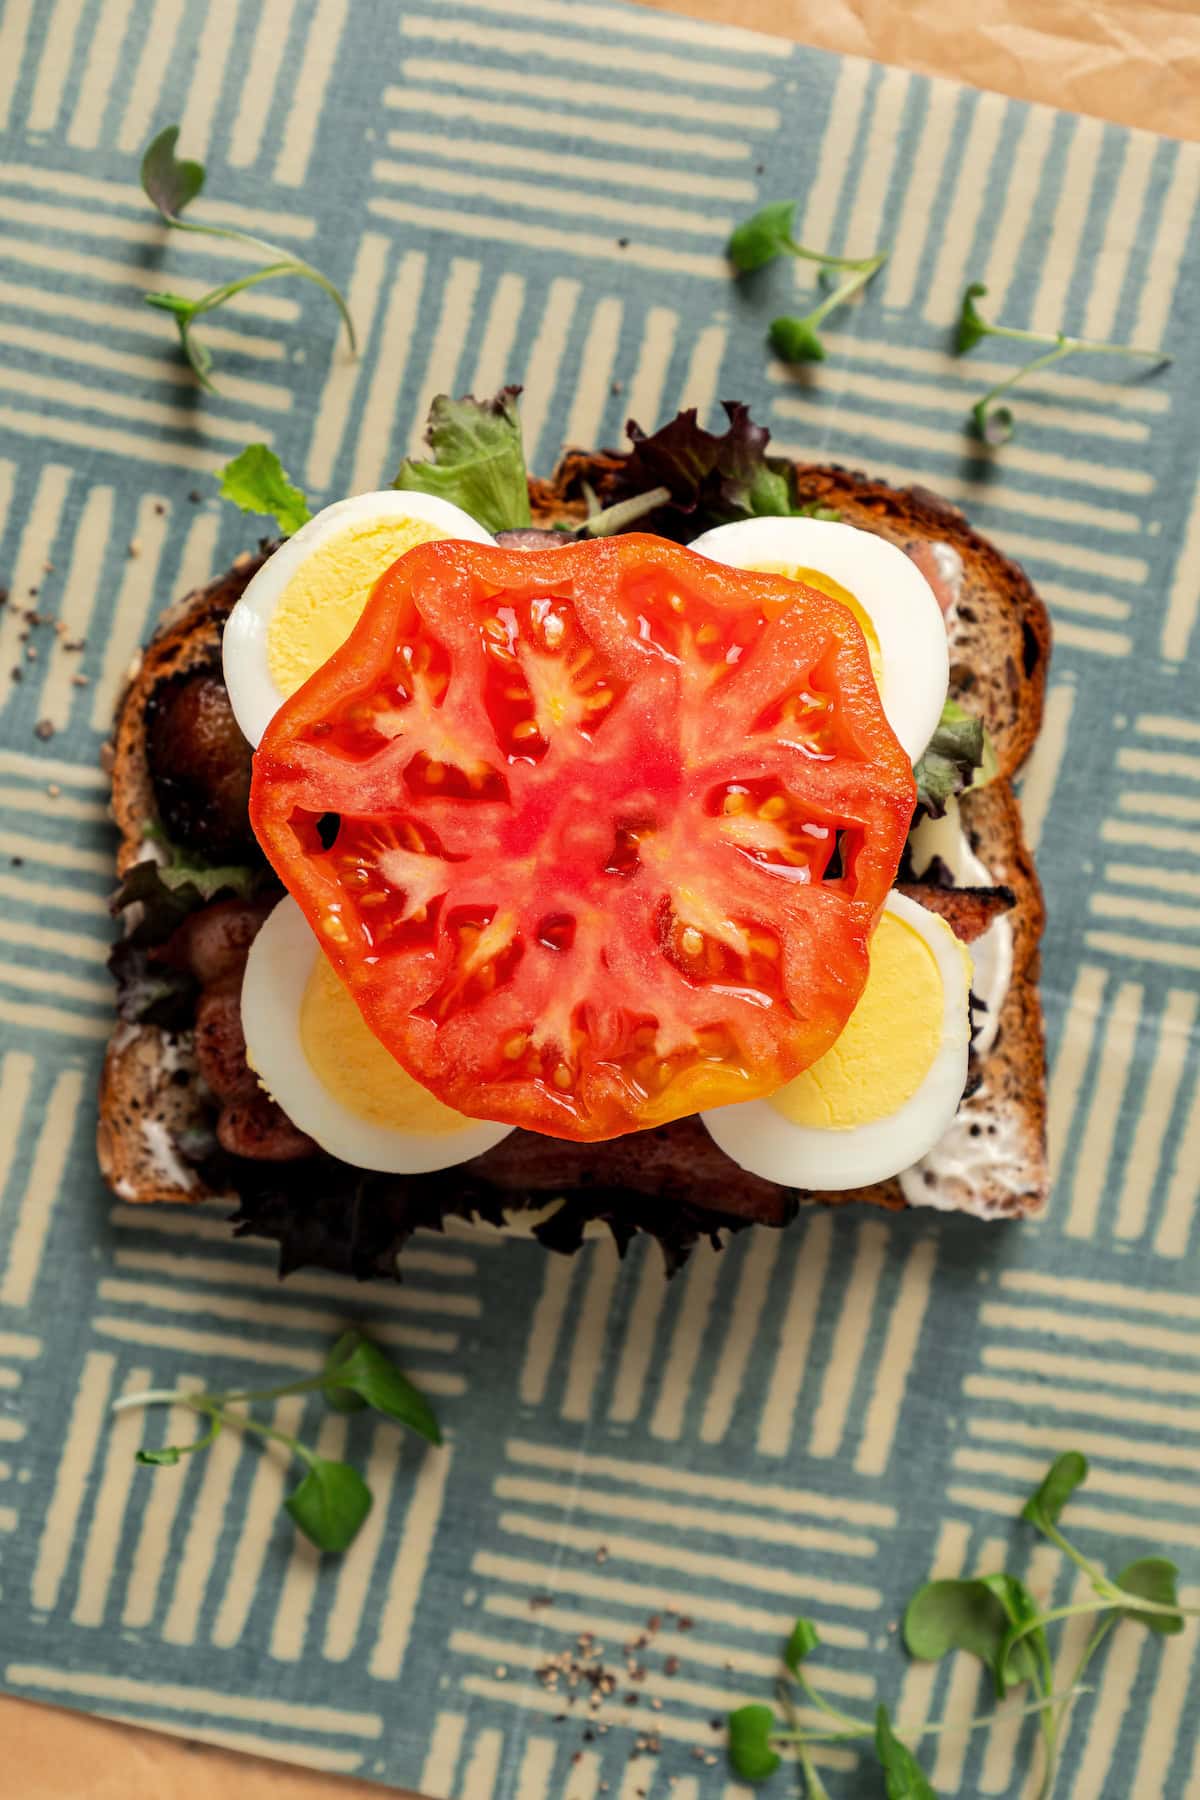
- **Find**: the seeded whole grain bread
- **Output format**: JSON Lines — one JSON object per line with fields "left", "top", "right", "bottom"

{"left": 98, "top": 460, "right": 1050, "bottom": 1272}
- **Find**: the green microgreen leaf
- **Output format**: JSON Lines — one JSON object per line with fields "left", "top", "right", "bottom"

{"left": 1115, "top": 1558, "right": 1185, "bottom": 1635}
{"left": 874, "top": 1707, "right": 938, "bottom": 1799}
{"left": 322, "top": 1329, "right": 442, "bottom": 1444}
{"left": 728, "top": 200, "right": 799, "bottom": 272}
{"left": 784, "top": 1616, "right": 821, "bottom": 1675}
{"left": 973, "top": 398, "right": 1014, "bottom": 446}
{"left": 728, "top": 201, "right": 881, "bottom": 276}
{"left": 322, "top": 1385, "right": 369, "bottom": 1415}
{"left": 1022, "top": 1452, "right": 1089, "bottom": 1532}
{"left": 956, "top": 281, "right": 992, "bottom": 354}
{"left": 217, "top": 444, "right": 312, "bottom": 536}
{"left": 797, "top": 499, "right": 842, "bottom": 521}
{"left": 979, "top": 1573, "right": 1048, "bottom": 1699}
{"left": 136, "top": 1445, "right": 183, "bottom": 1466}
{"left": 141, "top": 124, "right": 205, "bottom": 222}
{"left": 769, "top": 314, "right": 827, "bottom": 363}
{"left": 903, "top": 1577, "right": 1038, "bottom": 1696}
{"left": 394, "top": 385, "right": 531, "bottom": 532}
{"left": 284, "top": 1458, "right": 373, "bottom": 1553}
{"left": 727, "top": 1704, "right": 782, "bottom": 1781}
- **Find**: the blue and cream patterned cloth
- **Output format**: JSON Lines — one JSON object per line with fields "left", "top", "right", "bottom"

{"left": 0, "top": 2, "right": 1198, "bottom": 1795}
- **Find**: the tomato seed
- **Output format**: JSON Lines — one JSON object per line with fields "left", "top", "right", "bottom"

{"left": 504, "top": 1034, "right": 529, "bottom": 1060}
{"left": 552, "top": 1063, "right": 573, "bottom": 1090}
{"left": 680, "top": 927, "right": 704, "bottom": 956}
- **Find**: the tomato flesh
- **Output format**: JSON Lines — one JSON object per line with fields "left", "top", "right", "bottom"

{"left": 250, "top": 535, "right": 916, "bottom": 1141}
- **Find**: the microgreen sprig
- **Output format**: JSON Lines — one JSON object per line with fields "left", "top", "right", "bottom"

{"left": 727, "top": 200, "right": 888, "bottom": 363}
{"left": 729, "top": 1450, "right": 1194, "bottom": 1798}
{"left": 906, "top": 1451, "right": 1194, "bottom": 1798}
{"left": 114, "top": 1328, "right": 439, "bottom": 1553}
{"left": 955, "top": 282, "right": 1169, "bottom": 444}
{"left": 140, "top": 125, "right": 355, "bottom": 391}
{"left": 728, "top": 1614, "right": 1078, "bottom": 1798}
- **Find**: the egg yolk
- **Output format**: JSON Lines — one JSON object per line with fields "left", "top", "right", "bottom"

{"left": 266, "top": 516, "right": 448, "bottom": 698}
{"left": 300, "top": 952, "right": 467, "bottom": 1135}
{"left": 752, "top": 562, "right": 884, "bottom": 692}
{"left": 769, "top": 910, "right": 953, "bottom": 1129}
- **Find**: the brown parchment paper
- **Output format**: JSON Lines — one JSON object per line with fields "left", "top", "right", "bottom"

{"left": 5, "top": 0, "right": 1198, "bottom": 1795}
{"left": 647, "top": 0, "right": 1200, "bottom": 142}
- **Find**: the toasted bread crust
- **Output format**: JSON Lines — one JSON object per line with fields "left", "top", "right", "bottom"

{"left": 109, "top": 549, "right": 273, "bottom": 877}
{"left": 99, "top": 465, "right": 1049, "bottom": 1235}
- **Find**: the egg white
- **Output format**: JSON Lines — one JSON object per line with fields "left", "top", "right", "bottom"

{"left": 700, "top": 892, "right": 971, "bottom": 1190}
{"left": 223, "top": 491, "right": 494, "bottom": 748}
{"left": 687, "top": 515, "right": 949, "bottom": 761}
{"left": 241, "top": 896, "right": 513, "bottom": 1174}
{"left": 907, "top": 797, "right": 1013, "bottom": 1059}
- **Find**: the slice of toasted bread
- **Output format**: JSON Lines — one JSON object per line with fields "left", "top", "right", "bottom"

{"left": 99, "top": 460, "right": 1049, "bottom": 1252}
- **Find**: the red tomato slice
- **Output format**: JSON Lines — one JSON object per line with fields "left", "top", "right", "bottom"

{"left": 250, "top": 535, "right": 915, "bottom": 1141}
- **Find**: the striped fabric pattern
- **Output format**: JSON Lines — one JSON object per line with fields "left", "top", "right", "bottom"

{"left": 0, "top": 1, "right": 1198, "bottom": 1794}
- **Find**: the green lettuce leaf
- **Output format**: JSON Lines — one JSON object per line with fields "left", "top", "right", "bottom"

{"left": 617, "top": 401, "right": 804, "bottom": 531}
{"left": 112, "top": 830, "right": 267, "bottom": 945}
{"left": 394, "top": 386, "right": 531, "bottom": 532}
{"left": 217, "top": 445, "right": 311, "bottom": 536}
{"left": 913, "top": 698, "right": 988, "bottom": 819}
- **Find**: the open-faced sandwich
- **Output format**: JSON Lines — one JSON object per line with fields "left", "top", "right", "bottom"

{"left": 98, "top": 393, "right": 1049, "bottom": 1278}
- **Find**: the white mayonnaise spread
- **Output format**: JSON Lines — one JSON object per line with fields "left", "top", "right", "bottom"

{"left": 930, "top": 541, "right": 965, "bottom": 637}
{"left": 899, "top": 1090, "right": 1029, "bottom": 1218}
{"left": 907, "top": 539, "right": 965, "bottom": 638}
{"left": 157, "top": 1030, "right": 194, "bottom": 1076}
{"left": 900, "top": 796, "right": 1018, "bottom": 1213}
{"left": 141, "top": 1117, "right": 198, "bottom": 1193}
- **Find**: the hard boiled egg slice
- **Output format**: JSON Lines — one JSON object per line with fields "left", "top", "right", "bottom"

{"left": 907, "top": 797, "right": 1013, "bottom": 1060}
{"left": 242, "top": 896, "right": 512, "bottom": 1173}
{"left": 687, "top": 515, "right": 948, "bottom": 762}
{"left": 701, "top": 891, "right": 971, "bottom": 1190}
{"left": 223, "top": 492, "right": 494, "bottom": 747}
